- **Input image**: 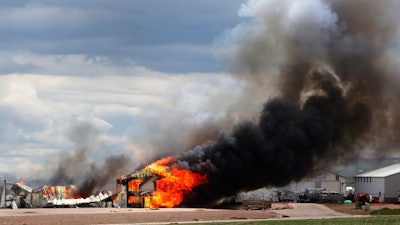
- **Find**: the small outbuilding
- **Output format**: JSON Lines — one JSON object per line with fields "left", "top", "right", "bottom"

{"left": 354, "top": 163, "right": 400, "bottom": 203}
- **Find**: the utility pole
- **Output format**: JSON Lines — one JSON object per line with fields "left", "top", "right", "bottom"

{"left": 0, "top": 179, "right": 5, "bottom": 208}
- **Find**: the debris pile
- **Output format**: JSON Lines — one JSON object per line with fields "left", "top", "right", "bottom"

{"left": 0, "top": 180, "right": 115, "bottom": 208}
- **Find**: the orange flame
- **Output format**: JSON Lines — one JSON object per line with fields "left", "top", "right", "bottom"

{"left": 42, "top": 185, "right": 80, "bottom": 200}
{"left": 128, "top": 179, "right": 143, "bottom": 192}
{"left": 145, "top": 157, "right": 207, "bottom": 208}
{"left": 127, "top": 179, "right": 143, "bottom": 204}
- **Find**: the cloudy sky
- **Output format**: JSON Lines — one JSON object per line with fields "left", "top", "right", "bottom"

{"left": 0, "top": 0, "right": 268, "bottom": 184}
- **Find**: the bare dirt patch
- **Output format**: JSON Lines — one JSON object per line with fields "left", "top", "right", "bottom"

{"left": 324, "top": 203, "right": 400, "bottom": 215}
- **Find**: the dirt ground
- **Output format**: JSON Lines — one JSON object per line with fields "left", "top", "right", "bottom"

{"left": 324, "top": 202, "right": 400, "bottom": 215}
{"left": 0, "top": 203, "right": 398, "bottom": 225}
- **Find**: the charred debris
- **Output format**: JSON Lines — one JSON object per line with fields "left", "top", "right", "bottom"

{"left": 0, "top": 179, "right": 115, "bottom": 209}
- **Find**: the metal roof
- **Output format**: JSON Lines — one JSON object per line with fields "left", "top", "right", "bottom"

{"left": 11, "top": 182, "right": 34, "bottom": 193}
{"left": 356, "top": 163, "right": 400, "bottom": 177}
{"left": 121, "top": 168, "right": 160, "bottom": 181}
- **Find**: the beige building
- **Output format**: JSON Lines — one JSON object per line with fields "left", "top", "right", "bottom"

{"left": 236, "top": 171, "right": 348, "bottom": 203}
{"left": 283, "top": 171, "right": 348, "bottom": 194}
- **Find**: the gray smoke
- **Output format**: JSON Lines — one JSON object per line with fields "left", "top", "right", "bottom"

{"left": 218, "top": 0, "right": 400, "bottom": 154}
{"left": 48, "top": 121, "right": 132, "bottom": 197}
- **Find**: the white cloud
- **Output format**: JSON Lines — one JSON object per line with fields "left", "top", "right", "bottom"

{"left": 0, "top": 0, "right": 259, "bottom": 186}
{"left": 0, "top": 67, "right": 246, "bottom": 181}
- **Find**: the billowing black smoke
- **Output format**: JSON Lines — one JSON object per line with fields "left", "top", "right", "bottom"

{"left": 152, "top": 0, "right": 400, "bottom": 206}
{"left": 173, "top": 70, "right": 370, "bottom": 206}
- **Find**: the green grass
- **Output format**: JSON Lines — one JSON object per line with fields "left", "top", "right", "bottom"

{"left": 370, "top": 208, "right": 400, "bottom": 215}
{"left": 178, "top": 216, "right": 400, "bottom": 225}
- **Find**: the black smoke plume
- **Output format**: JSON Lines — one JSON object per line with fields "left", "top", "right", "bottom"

{"left": 176, "top": 70, "right": 370, "bottom": 206}
{"left": 150, "top": 0, "right": 400, "bottom": 206}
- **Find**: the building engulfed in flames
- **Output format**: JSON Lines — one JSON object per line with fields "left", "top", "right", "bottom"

{"left": 0, "top": 157, "right": 207, "bottom": 209}
{"left": 116, "top": 157, "right": 207, "bottom": 208}
{"left": 117, "top": 169, "right": 160, "bottom": 208}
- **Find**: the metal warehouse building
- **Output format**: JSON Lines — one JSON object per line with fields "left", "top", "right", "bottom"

{"left": 355, "top": 163, "right": 400, "bottom": 203}
{"left": 286, "top": 171, "right": 347, "bottom": 194}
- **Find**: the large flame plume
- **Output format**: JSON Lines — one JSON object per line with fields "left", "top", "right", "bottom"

{"left": 130, "top": 157, "right": 208, "bottom": 208}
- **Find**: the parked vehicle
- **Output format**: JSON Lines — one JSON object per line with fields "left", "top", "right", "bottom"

{"left": 282, "top": 191, "right": 296, "bottom": 202}
{"left": 298, "top": 192, "right": 309, "bottom": 203}
{"left": 279, "top": 189, "right": 344, "bottom": 204}
{"left": 306, "top": 188, "right": 325, "bottom": 203}
{"left": 325, "top": 192, "right": 344, "bottom": 203}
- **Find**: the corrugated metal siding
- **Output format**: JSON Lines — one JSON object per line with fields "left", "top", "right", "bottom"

{"left": 355, "top": 177, "right": 385, "bottom": 202}
{"left": 357, "top": 164, "right": 400, "bottom": 177}
{"left": 385, "top": 173, "right": 400, "bottom": 199}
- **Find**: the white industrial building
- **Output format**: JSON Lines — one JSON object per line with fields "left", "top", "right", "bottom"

{"left": 355, "top": 163, "right": 400, "bottom": 203}
{"left": 284, "top": 171, "right": 348, "bottom": 194}
{"left": 236, "top": 171, "right": 348, "bottom": 203}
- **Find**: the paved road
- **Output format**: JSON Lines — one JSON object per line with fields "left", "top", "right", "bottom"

{"left": 270, "top": 203, "right": 348, "bottom": 219}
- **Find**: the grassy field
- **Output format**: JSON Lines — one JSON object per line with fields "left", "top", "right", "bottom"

{"left": 370, "top": 208, "right": 400, "bottom": 215}
{"left": 179, "top": 215, "right": 400, "bottom": 225}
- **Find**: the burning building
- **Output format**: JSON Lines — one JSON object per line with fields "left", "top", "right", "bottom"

{"left": 117, "top": 168, "right": 159, "bottom": 208}
{"left": 117, "top": 157, "right": 207, "bottom": 208}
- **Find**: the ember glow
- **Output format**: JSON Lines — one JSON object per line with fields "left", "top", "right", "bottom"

{"left": 146, "top": 157, "right": 208, "bottom": 208}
